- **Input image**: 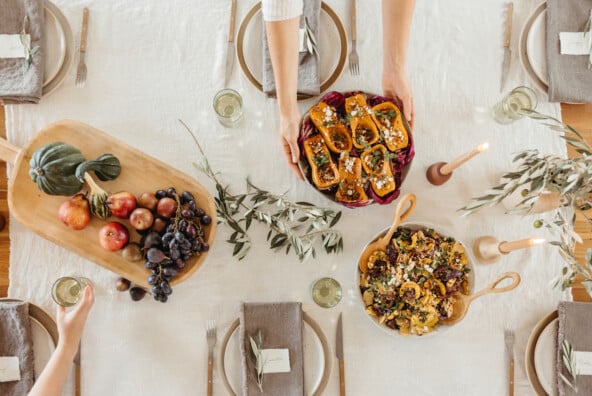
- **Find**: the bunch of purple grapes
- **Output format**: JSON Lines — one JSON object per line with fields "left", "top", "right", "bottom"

{"left": 141, "top": 187, "right": 211, "bottom": 303}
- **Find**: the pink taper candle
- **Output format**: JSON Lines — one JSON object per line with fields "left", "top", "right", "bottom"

{"left": 498, "top": 238, "right": 546, "bottom": 254}
{"left": 440, "top": 142, "right": 490, "bottom": 175}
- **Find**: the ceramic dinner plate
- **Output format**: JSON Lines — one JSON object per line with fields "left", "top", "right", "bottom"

{"left": 519, "top": 2, "right": 548, "bottom": 95}
{"left": 236, "top": 2, "right": 347, "bottom": 99}
{"left": 0, "top": 298, "right": 58, "bottom": 379}
{"left": 218, "top": 313, "right": 331, "bottom": 396}
{"left": 526, "top": 310, "right": 558, "bottom": 395}
{"left": 43, "top": 1, "right": 75, "bottom": 96}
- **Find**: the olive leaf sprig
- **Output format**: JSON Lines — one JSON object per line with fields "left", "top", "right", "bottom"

{"left": 560, "top": 339, "right": 578, "bottom": 393}
{"left": 584, "top": 9, "right": 592, "bottom": 70}
{"left": 249, "top": 330, "right": 266, "bottom": 392}
{"left": 179, "top": 120, "right": 344, "bottom": 261}
{"left": 20, "top": 16, "right": 39, "bottom": 72}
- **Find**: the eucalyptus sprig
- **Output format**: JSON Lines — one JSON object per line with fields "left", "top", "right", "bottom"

{"left": 560, "top": 339, "right": 578, "bottom": 393}
{"left": 179, "top": 120, "right": 344, "bottom": 261}
{"left": 249, "top": 330, "right": 265, "bottom": 392}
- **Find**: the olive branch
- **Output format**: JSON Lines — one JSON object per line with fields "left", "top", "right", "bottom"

{"left": 560, "top": 339, "right": 578, "bottom": 393}
{"left": 179, "top": 120, "right": 344, "bottom": 261}
{"left": 249, "top": 330, "right": 266, "bottom": 392}
{"left": 460, "top": 109, "right": 592, "bottom": 298}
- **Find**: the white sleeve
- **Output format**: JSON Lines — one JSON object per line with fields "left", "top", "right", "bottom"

{"left": 261, "top": 0, "right": 303, "bottom": 22}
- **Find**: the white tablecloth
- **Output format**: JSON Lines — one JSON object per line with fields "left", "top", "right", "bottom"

{"left": 5, "top": 0, "right": 569, "bottom": 394}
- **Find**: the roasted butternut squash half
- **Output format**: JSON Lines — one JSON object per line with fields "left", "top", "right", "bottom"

{"left": 303, "top": 134, "right": 340, "bottom": 190}
{"left": 371, "top": 102, "right": 409, "bottom": 152}
{"left": 335, "top": 154, "right": 368, "bottom": 203}
{"left": 345, "top": 94, "right": 372, "bottom": 119}
{"left": 309, "top": 102, "right": 353, "bottom": 153}
{"left": 350, "top": 117, "right": 379, "bottom": 149}
{"left": 361, "top": 144, "right": 396, "bottom": 197}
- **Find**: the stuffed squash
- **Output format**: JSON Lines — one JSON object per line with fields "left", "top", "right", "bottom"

{"left": 350, "top": 117, "right": 379, "bottom": 149}
{"left": 345, "top": 94, "right": 372, "bottom": 120}
{"left": 309, "top": 102, "right": 352, "bottom": 153}
{"left": 303, "top": 134, "right": 340, "bottom": 190}
{"left": 361, "top": 144, "right": 395, "bottom": 197}
{"left": 371, "top": 102, "right": 409, "bottom": 152}
{"left": 335, "top": 154, "right": 368, "bottom": 204}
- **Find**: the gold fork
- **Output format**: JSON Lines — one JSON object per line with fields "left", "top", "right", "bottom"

{"left": 348, "top": 0, "right": 359, "bottom": 76}
{"left": 75, "top": 7, "right": 89, "bottom": 88}
{"left": 206, "top": 320, "right": 217, "bottom": 396}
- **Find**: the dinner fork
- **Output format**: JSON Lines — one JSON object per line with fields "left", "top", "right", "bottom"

{"left": 75, "top": 7, "right": 89, "bottom": 88}
{"left": 348, "top": 0, "right": 359, "bottom": 76}
{"left": 505, "top": 328, "right": 515, "bottom": 396}
{"left": 206, "top": 320, "right": 217, "bottom": 396}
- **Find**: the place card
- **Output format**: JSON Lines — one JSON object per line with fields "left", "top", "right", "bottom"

{"left": 0, "top": 34, "right": 27, "bottom": 58}
{"left": 560, "top": 32, "right": 590, "bottom": 55}
{"left": 574, "top": 351, "right": 592, "bottom": 375}
{"left": 260, "top": 348, "right": 291, "bottom": 374}
{"left": 0, "top": 356, "right": 20, "bottom": 382}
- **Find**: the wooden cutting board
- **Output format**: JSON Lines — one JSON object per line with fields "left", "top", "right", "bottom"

{"left": 0, "top": 120, "right": 216, "bottom": 288}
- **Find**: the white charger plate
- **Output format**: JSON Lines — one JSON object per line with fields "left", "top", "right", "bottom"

{"left": 43, "top": 1, "right": 74, "bottom": 96}
{"left": 31, "top": 316, "right": 56, "bottom": 377}
{"left": 519, "top": 2, "right": 548, "bottom": 95}
{"left": 218, "top": 312, "right": 331, "bottom": 396}
{"left": 534, "top": 318, "right": 558, "bottom": 395}
{"left": 236, "top": 2, "right": 347, "bottom": 99}
{"left": 526, "top": 7, "right": 548, "bottom": 86}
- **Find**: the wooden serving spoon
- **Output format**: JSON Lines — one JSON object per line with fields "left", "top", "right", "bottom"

{"left": 440, "top": 272, "right": 521, "bottom": 326}
{"left": 358, "top": 193, "right": 416, "bottom": 273}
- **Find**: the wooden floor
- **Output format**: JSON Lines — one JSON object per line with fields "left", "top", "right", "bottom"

{"left": 0, "top": 104, "right": 591, "bottom": 300}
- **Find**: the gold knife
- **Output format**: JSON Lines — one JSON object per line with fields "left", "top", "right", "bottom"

{"left": 500, "top": 2, "right": 513, "bottom": 92}
{"left": 225, "top": 0, "right": 237, "bottom": 87}
{"left": 336, "top": 313, "right": 345, "bottom": 396}
{"left": 74, "top": 344, "right": 81, "bottom": 396}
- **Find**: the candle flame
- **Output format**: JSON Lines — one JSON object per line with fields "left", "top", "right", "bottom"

{"left": 530, "top": 238, "right": 546, "bottom": 245}
{"left": 478, "top": 142, "right": 490, "bottom": 152}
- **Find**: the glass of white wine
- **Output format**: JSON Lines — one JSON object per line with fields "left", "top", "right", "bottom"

{"left": 51, "top": 276, "right": 90, "bottom": 307}
{"left": 493, "top": 86, "right": 538, "bottom": 124}
{"left": 311, "top": 277, "right": 342, "bottom": 308}
{"left": 213, "top": 88, "right": 243, "bottom": 127}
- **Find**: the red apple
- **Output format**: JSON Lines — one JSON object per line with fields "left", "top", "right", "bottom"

{"left": 58, "top": 194, "right": 91, "bottom": 230}
{"left": 156, "top": 197, "right": 177, "bottom": 218}
{"left": 106, "top": 192, "right": 137, "bottom": 219}
{"left": 99, "top": 222, "right": 129, "bottom": 251}
{"left": 129, "top": 208, "right": 154, "bottom": 230}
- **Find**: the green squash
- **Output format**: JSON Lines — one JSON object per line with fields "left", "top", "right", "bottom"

{"left": 75, "top": 153, "right": 121, "bottom": 182}
{"left": 29, "top": 142, "right": 86, "bottom": 196}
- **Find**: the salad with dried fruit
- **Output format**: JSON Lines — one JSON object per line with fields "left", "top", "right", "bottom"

{"left": 359, "top": 226, "right": 470, "bottom": 336}
{"left": 298, "top": 91, "right": 414, "bottom": 208}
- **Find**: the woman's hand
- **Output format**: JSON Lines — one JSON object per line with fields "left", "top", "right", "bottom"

{"left": 56, "top": 284, "right": 94, "bottom": 356}
{"left": 382, "top": 69, "right": 414, "bottom": 128}
{"left": 280, "top": 110, "right": 304, "bottom": 179}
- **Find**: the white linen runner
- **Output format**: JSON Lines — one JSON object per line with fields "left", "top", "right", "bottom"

{"left": 5, "top": 0, "right": 567, "bottom": 394}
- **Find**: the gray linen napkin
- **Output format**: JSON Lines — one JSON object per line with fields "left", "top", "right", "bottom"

{"left": 0, "top": 0, "right": 45, "bottom": 104}
{"left": 556, "top": 301, "right": 592, "bottom": 395}
{"left": 546, "top": 0, "right": 592, "bottom": 103}
{"left": 239, "top": 302, "right": 304, "bottom": 396}
{"left": 262, "top": 0, "right": 320, "bottom": 98}
{"left": 0, "top": 301, "right": 35, "bottom": 396}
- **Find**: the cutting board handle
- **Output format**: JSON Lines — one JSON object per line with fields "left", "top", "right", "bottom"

{"left": 0, "top": 138, "right": 21, "bottom": 165}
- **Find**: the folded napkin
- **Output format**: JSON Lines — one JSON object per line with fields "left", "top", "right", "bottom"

{"left": 0, "top": 0, "right": 45, "bottom": 104}
{"left": 556, "top": 301, "right": 592, "bottom": 395}
{"left": 0, "top": 301, "right": 35, "bottom": 396}
{"left": 239, "top": 302, "right": 304, "bottom": 396}
{"left": 262, "top": 0, "right": 321, "bottom": 98}
{"left": 546, "top": 0, "right": 592, "bottom": 103}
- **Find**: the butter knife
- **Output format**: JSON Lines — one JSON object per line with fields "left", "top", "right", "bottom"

{"left": 74, "top": 344, "right": 81, "bottom": 396}
{"left": 500, "top": 2, "right": 513, "bottom": 92}
{"left": 336, "top": 313, "right": 345, "bottom": 396}
{"left": 225, "top": 0, "right": 237, "bottom": 87}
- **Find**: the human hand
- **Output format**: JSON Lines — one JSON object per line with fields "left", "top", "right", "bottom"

{"left": 382, "top": 70, "right": 414, "bottom": 128}
{"left": 56, "top": 284, "right": 94, "bottom": 356}
{"left": 279, "top": 111, "right": 304, "bottom": 180}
